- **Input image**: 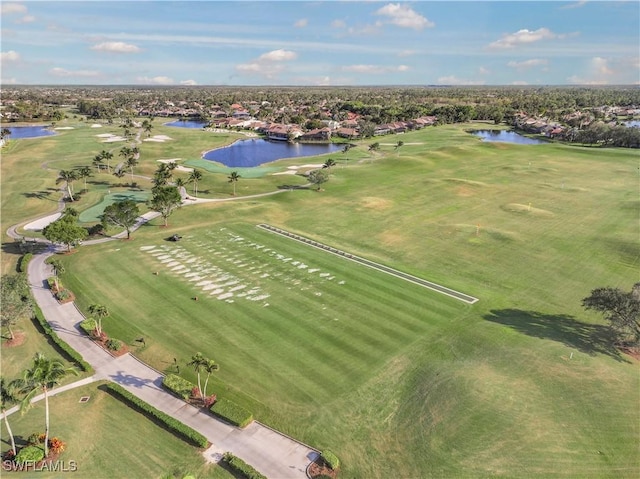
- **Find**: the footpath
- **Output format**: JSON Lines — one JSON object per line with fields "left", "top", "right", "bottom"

{"left": 4, "top": 189, "right": 318, "bottom": 478}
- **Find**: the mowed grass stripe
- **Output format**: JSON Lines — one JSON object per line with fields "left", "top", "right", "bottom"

{"left": 257, "top": 223, "right": 479, "bottom": 303}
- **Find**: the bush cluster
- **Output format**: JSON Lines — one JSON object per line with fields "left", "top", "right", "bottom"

{"left": 55, "top": 289, "right": 71, "bottom": 301}
{"left": 106, "top": 338, "right": 122, "bottom": 351}
{"left": 46, "top": 277, "right": 57, "bottom": 290}
{"left": 104, "top": 383, "right": 208, "bottom": 448}
{"left": 321, "top": 450, "right": 340, "bottom": 470}
{"left": 162, "top": 374, "right": 195, "bottom": 400}
{"left": 210, "top": 398, "right": 253, "bottom": 428}
{"left": 222, "top": 452, "right": 267, "bottom": 479}
{"left": 32, "top": 304, "right": 92, "bottom": 372}
{"left": 15, "top": 445, "right": 45, "bottom": 464}
{"left": 18, "top": 253, "right": 33, "bottom": 273}
{"left": 79, "top": 318, "right": 97, "bottom": 335}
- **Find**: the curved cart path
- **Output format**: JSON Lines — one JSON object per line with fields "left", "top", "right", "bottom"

{"left": 4, "top": 186, "right": 320, "bottom": 478}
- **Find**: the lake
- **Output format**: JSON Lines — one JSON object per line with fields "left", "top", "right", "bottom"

{"left": 3, "top": 125, "right": 56, "bottom": 139}
{"left": 470, "top": 130, "right": 547, "bottom": 145}
{"left": 624, "top": 120, "right": 640, "bottom": 128}
{"left": 165, "top": 120, "right": 208, "bottom": 129}
{"left": 203, "top": 139, "right": 344, "bottom": 167}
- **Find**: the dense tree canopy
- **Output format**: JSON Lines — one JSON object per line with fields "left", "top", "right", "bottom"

{"left": 583, "top": 284, "right": 640, "bottom": 346}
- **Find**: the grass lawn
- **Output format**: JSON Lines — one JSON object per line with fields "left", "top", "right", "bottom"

{"left": 0, "top": 382, "right": 233, "bottom": 479}
{"left": 2, "top": 122, "right": 639, "bottom": 478}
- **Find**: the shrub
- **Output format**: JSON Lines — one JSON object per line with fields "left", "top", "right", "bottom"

{"left": 55, "top": 289, "right": 71, "bottom": 301}
{"left": 321, "top": 450, "right": 340, "bottom": 470}
{"left": 106, "top": 338, "right": 122, "bottom": 351}
{"left": 104, "top": 383, "right": 208, "bottom": 448}
{"left": 48, "top": 437, "right": 66, "bottom": 454}
{"left": 222, "top": 452, "right": 267, "bottom": 479}
{"left": 46, "top": 277, "right": 57, "bottom": 290}
{"left": 210, "top": 398, "right": 253, "bottom": 428}
{"left": 32, "top": 304, "right": 92, "bottom": 373}
{"left": 162, "top": 374, "right": 196, "bottom": 400}
{"left": 15, "top": 445, "right": 45, "bottom": 464}
{"left": 18, "top": 253, "right": 33, "bottom": 272}
{"left": 79, "top": 318, "right": 97, "bottom": 335}
{"left": 86, "top": 224, "right": 104, "bottom": 236}
{"left": 27, "top": 432, "right": 45, "bottom": 445}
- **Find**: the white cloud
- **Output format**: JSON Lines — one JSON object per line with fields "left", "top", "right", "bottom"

{"left": 567, "top": 75, "right": 607, "bottom": 85}
{"left": 437, "top": 75, "right": 485, "bottom": 85}
{"left": 489, "top": 28, "right": 559, "bottom": 49}
{"left": 512, "top": 81, "right": 529, "bottom": 85}
{"left": 294, "top": 18, "right": 308, "bottom": 28}
{"left": 258, "top": 49, "right": 297, "bottom": 62}
{"left": 478, "top": 66, "right": 490, "bottom": 75}
{"left": 0, "top": 3, "right": 27, "bottom": 15}
{"left": 347, "top": 22, "right": 383, "bottom": 36}
{"left": 1, "top": 78, "right": 18, "bottom": 85}
{"left": 341, "top": 64, "right": 409, "bottom": 74}
{"left": 375, "top": 3, "right": 434, "bottom": 30}
{"left": 293, "top": 75, "right": 333, "bottom": 86}
{"left": 180, "top": 79, "right": 198, "bottom": 86}
{"left": 15, "top": 15, "right": 35, "bottom": 24}
{"left": 398, "top": 49, "right": 417, "bottom": 57}
{"left": 560, "top": 1, "right": 587, "bottom": 10}
{"left": 50, "top": 67, "right": 100, "bottom": 78}
{"left": 236, "top": 49, "right": 297, "bottom": 80}
{"left": 136, "top": 76, "right": 174, "bottom": 85}
{"left": 507, "top": 59, "right": 548, "bottom": 70}
{"left": 331, "top": 19, "right": 346, "bottom": 29}
{"left": 592, "top": 57, "right": 613, "bottom": 75}
{"left": 0, "top": 51, "right": 20, "bottom": 62}
{"left": 90, "top": 41, "right": 141, "bottom": 53}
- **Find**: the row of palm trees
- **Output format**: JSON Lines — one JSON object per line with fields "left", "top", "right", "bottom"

{"left": 1, "top": 354, "right": 78, "bottom": 458}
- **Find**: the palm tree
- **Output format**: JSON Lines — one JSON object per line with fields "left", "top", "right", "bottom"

{"left": 395, "top": 140, "right": 404, "bottom": 156}
{"left": 12, "top": 353, "right": 78, "bottom": 457}
{"left": 368, "top": 142, "right": 380, "bottom": 152}
{"left": 322, "top": 158, "right": 336, "bottom": 173}
{"left": 48, "top": 258, "right": 64, "bottom": 292}
{"left": 88, "top": 304, "right": 109, "bottom": 337}
{"left": 126, "top": 156, "right": 138, "bottom": 183}
{"left": 228, "top": 171, "right": 241, "bottom": 196}
{"left": 1, "top": 127, "right": 11, "bottom": 141}
{"left": 142, "top": 119, "right": 153, "bottom": 137}
{"left": 188, "top": 170, "right": 203, "bottom": 197}
{"left": 342, "top": 144, "right": 353, "bottom": 154}
{"left": 187, "top": 353, "right": 205, "bottom": 400}
{"left": 0, "top": 377, "right": 18, "bottom": 456}
{"left": 56, "top": 170, "right": 78, "bottom": 201}
{"left": 76, "top": 166, "right": 92, "bottom": 192}
{"left": 92, "top": 153, "right": 104, "bottom": 171}
{"left": 201, "top": 358, "right": 219, "bottom": 401}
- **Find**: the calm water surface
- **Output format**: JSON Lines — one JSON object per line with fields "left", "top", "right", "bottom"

{"left": 470, "top": 130, "right": 547, "bottom": 145}
{"left": 204, "top": 139, "right": 344, "bottom": 167}
{"left": 165, "top": 120, "right": 209, "bottom": 128}
{"left": 4, "top": 126, "right": 56, "bottom": 139}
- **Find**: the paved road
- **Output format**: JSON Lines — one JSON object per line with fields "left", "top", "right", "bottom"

{"left": 20, "top": 249, "right": 318, "bottom": 478}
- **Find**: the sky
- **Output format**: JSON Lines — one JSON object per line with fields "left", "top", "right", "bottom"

{"left": 1, "top": 1, "right": 638, "bottom": 86}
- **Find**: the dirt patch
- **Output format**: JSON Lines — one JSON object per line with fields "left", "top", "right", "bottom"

{"left": 360, "top": 197, "right": 392, "bottom": 210}
{"left": 3, "top": 331, "right": 26, "bottom": 347}
{"left": 378, "top": 230, "right": 405, "bottom": 247}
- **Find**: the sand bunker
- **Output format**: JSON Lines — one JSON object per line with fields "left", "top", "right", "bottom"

{"left": 272, "top": 164, "right": 323, "bottom": 176}
{"left": 54, "top": 127, "right": 74, "bottom": 130}
{"left": 96, "top": 133, "right": 125, "bottom": 142}
{"left": 143, "top": 135, "right": 173, "bottom": 143}
{"left": 157, "top": 159, "right": 193, "bottom": 172}
{"left": 24, "top": 212, "right": 62, "bottom": 231}
{"left": 91, "top": 124, "right": 103, "bottom": 128}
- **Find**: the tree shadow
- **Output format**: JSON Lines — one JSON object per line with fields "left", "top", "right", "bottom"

{"left": 484, "top": 309, "right": 628, "bottom": 363}
{"left": 277, "top": 184, "right": 308, "bottom": 190}
{"left": 22, "top": 190, "right": 56, "bottom": 202}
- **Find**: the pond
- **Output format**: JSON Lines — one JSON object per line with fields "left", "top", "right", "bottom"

{"left": 165, "top": 120, "right": 209, "bottom": 129}
{"left": 624, "top": 120, "right": 640, "bottom": 128}
{"left": 203, "top": 139, "right": 344, "bottom": 167}
{"left": 3, "top": 125, "right": 56, "bottom": 139}
{"left": 470, "top": 130, "right": 547, "bottom": 145}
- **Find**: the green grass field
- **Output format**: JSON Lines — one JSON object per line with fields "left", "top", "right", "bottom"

{"left": 0, "top": 382, "right": 232, "bottom": 479}
{"left": 2, "top": 121, "right": 638, "bottom": 478}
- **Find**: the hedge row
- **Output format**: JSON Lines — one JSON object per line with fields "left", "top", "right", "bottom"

{"left": 210, "top": 397, "right": 253, "bottom": 428}
{"left": 162, "top": 374, "right": 195, "bottom": 400}
{"left": 321, "top": 450, "right": 340, "bottom": 470}
{"left": 32, "top": 304, "right": 93, "bottom": 373}
{"left": 104, "top": 383, "right": 208, "bottom": 448}
{"left": 18, "top": 253, "right": 33, "bottom": 273}
{"left": 222, "top": 452, "right": 267, "bottom": 479}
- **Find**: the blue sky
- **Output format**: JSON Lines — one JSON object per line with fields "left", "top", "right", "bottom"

{"left": 1, "top": 1, "right": 638, "bottom": 86}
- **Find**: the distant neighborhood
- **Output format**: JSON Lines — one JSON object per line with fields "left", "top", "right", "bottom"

{"left": 1, "top": 86, "right": 639, "bottom": 147}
